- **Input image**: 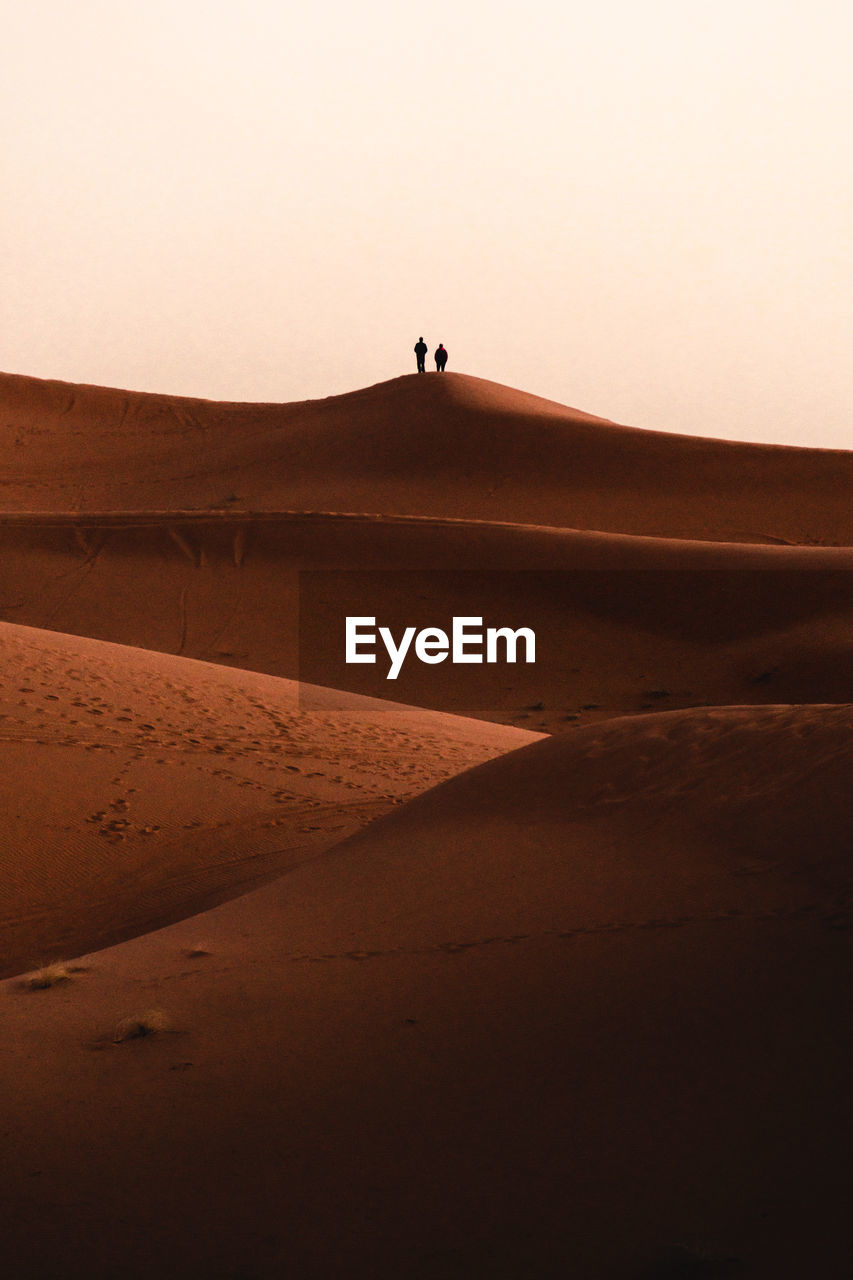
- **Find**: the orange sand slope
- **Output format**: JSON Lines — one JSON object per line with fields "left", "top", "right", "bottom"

{"left": 2, "top": 369, "right": 852, "bottom": 542}
{"left": 1, "top": 510, "right": 851, "bottom": 729}
{"left": 2, "top": 365, "right": 852, "bottom": 1277}
{"left": 0, "top": 621, "right": 537, "bottom": 980}
{"left": 2, "top": 704, "right": 850, "bottom": 1278}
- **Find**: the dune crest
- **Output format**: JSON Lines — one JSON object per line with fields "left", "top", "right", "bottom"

{"left": 2, "top": 368, "right": 852, "bottom": 542}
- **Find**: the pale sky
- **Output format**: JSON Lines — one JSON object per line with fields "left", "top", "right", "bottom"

{"left": 2, "top": 0, "right": 851, "bottom": 446}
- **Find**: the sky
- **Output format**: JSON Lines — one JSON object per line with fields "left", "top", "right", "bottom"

{"left": 1, "top": 0, "right": 851, "bottom": 447}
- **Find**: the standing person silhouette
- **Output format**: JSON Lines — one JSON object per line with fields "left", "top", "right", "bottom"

{"left": 435, "top": 343, "right": 448, "bottom": 372}
{"left": 414, "top": 337, "right": 428, "bottom": 373}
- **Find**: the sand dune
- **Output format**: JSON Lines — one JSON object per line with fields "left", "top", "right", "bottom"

{"left": 0, "top": 621, "right": 536, "bottom": 980}
{"left": 1, "top": 511, "right": 851, "bottom": 729}
{"left": 2, "top": 367, "right": 851, "bottom": 1278}
{"left": 2, "top": 704, "right": 850, "bottom": 1277}
{"left": 2, "top": 368, "right": 852, "bottom": 542}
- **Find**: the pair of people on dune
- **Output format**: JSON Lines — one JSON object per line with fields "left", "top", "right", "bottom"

{"left": 414, "top": 338, "right": 448, "bottom": 373}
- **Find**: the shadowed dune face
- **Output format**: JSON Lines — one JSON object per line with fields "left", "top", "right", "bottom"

{"left": 1, "top": 513, "right": 851, "bottom": 730}
{"left": 1, "top": 705, "right": 850, "bottom": 1278}
{"left": 0, "top": 621, "right": 537, "bottom": 979}
{"left": 302, "top": 703, "right": 853, "bottom": 949}
{"left": 2, "top": 369, "right": 853, "bottom": 542}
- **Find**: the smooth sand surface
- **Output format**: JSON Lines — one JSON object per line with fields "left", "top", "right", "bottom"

{"left": 2, "top": 369, "right": 853, "bottom": 541}
{"left": 0, "top": 621, "right": 536, "bottom": 980}
{"left": 1, "top": 369, "right": 851, "bottom": 1277}
{"left": 2, "top": 705, "right": 850, "bottom": 1277}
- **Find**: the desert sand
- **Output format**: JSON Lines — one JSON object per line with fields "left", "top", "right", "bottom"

{"left": 3, "top": 369, "right": 853, "bottom": 541}
{"left": 1, "top": 370, "right": 851, "bottom": 1278}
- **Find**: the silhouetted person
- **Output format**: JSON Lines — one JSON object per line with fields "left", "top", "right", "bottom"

{"left": 414, "top": 337, "right": 427, "bottom": 373}
{"left": 435, "top": 343, "right": 448, "bottom": 371}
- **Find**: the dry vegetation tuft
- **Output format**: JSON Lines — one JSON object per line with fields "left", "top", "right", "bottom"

{"left": 23, "top": 962, "right": 73, "bottom": 991}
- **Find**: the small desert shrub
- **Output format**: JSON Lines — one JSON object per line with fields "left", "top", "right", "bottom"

{"left": 24, "top": 963, "right": 73, "bottom": 991}
{"left": 113, "top": 1009, "right": 171, "bottom": 1043}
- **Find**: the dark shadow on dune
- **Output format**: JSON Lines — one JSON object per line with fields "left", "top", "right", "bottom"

{"left": 639, "top": 1247, "right": 744, "bottom": 1277}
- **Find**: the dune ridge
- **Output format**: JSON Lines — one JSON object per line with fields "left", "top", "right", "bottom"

{"left": 3, "top": 368, "right": 852, "bottom": 542}
{"left": 1, "top": 368, "right": 851, "bottom": 1277}
{"left": 0, "top": 619, "right": 536, "bottom": 980}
